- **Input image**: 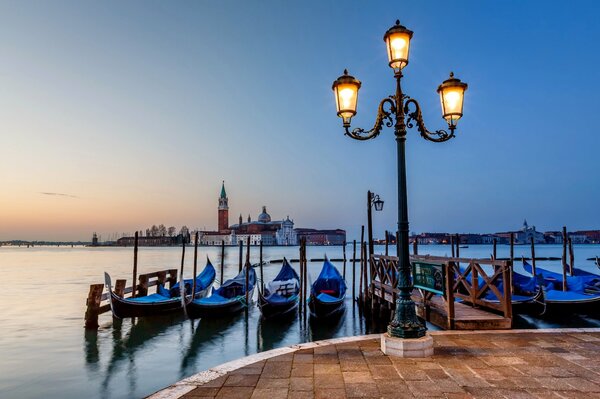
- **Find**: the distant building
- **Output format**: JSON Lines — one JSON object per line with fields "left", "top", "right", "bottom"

{"left": 91, "top": 232, "right": 98, "bottom": 246}
{"left": 116, "top": 235, "right": 184, "bottom": 246}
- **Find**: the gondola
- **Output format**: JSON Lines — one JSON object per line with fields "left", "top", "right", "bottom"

{"left": 455, "top": 262, "right": 543, "bottom": 313}
{"left": 186, "top": 266, "right": 256, "bottom": 319}
{"left": 257, "top": 258, "right": 300, "bottom": 319}
{"left": 308, "top": 258, "right": 347, "bottom": 318}
{"left": 522, "top": 260, "right": 600, "bottom": 315}
{"left": 104, "top": 260, "right": 216, "bottom": 318}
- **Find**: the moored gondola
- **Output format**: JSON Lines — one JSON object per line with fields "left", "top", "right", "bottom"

{"left": 186, "top": 266, "right": 256, "bottom": 319}
{"left": 308, "top": 258, "right": 347, "bottom": 318}
{"left": 522, "top": 260, "right": 600, "bottom": 316}
{"left": 105, "top": 260, "right": 216, "bottom": 319}
{"left": 258, "top": 258, "right": 300, "bottom": 319}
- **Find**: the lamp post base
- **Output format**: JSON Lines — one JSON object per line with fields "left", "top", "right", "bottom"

{"left": 381, "top": 333, "right": 433, "bottom": 358}
{"left": 387, "top": 296, "right": 427, "bottom": 339}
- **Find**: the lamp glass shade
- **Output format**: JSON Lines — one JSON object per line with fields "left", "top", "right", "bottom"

{"left": 437, "top": 73, "right": 468, "bottom": 127}
{"left": 332, "top": 70, "right": 361, "bottom": 124}
{"left": 385, "top": 31, "right": 411, "bottom": 70}
{"left": 374, "top": 199, "right": 384, "bottom": 211}
{"left": 383, "top": 21, "right": 413, "bottom": 72}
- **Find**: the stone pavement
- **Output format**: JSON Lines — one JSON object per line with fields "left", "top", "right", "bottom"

{"left": 154, "top": 330, "right": 600, "bottom": 399}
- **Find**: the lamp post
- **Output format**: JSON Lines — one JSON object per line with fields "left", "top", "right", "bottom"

{"left": 367, "top": 191, "right": 384, "bottom": 258}
{"left": 332, "top": 20, "right": 467, "bottom": 339}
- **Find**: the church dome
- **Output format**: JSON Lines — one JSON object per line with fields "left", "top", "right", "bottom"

{"left": 258, "top": 206, "right": 271, "bottom": 223}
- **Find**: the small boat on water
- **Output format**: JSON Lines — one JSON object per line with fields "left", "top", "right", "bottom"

{"left": 186, "top": 266, "right": 256, "bottom": 319}
{"left": 522, "top": 260, "right": 600, "bottom": 315}
{"left": 457, "top": 264, "right": 543, "bottom": 313}
{"left": 105, "top": 260, "right": 216, "bottom": 318}
{"left": 308, "top": 258, "right": 347, "bottom": 318}
{"left": 258, "top": 258, "right": 300, "bottom": 319}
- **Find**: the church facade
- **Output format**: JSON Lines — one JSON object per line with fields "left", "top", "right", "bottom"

{"left": 199, "top": 182, "right": 298, "bottom": 246}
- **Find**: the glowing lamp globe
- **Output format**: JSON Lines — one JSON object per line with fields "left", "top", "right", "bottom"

{"left": 437, "top": 72, "right": 468, "bottom": 127}
{"left": 383, "top": 20, "right": 413, "bottom": 72}
{"left": 332, "top": 69, "right": 361, "bottom": 126}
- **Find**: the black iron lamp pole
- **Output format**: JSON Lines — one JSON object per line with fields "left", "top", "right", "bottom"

{"left": 332, "top": 20, "right": 468, "bottom": 339}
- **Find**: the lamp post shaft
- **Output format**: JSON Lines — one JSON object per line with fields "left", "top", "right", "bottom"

{"left": 387, "top": 73, "right": 427, "bottom": 339}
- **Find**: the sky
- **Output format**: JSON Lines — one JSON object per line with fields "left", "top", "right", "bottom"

{"left": 0, "top": 0, "right": 599, "bottom": 241}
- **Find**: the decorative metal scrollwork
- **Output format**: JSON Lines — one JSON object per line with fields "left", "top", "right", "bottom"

{"left": 345, "top": 98, "right": 396, "bottom": 141}
{"left": 404, "top": 98, "right": 455, "bottom": 143}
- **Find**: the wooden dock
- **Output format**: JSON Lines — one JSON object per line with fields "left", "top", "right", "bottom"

{"left": 369, "top": 254, "right": 513, "bottom": 330}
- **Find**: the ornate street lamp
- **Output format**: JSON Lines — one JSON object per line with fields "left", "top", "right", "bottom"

{"left": 367, "top": 191, "right": 384, "bottom": 258}
{"left": 332, "top": 20, "right": 467, "bottom": 339}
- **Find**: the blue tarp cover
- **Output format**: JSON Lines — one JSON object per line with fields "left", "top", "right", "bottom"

{"left": 522, "top": 260, "right": 600, "bottom": 294}
{"left": 170, "top": 261, "right": 216, "bottom": 297}
{"left": 127, "top": 293, "right": 172, "bottom": 303}
{"left": 194, "top": 267, "right": 256, "bottom": 305}
{"left": 264, "top": 260, "right": 300, "bottom": 303}
{"left": 311, "top": 259, "right": 347, "bottom": 300}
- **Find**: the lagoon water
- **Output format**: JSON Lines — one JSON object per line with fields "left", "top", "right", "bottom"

{"left": 1, "top": 244, "right": 600, "bottom": 399}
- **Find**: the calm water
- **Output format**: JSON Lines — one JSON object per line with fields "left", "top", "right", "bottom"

{"left": 1, "top": 244, "right": 600, "bottom": 399}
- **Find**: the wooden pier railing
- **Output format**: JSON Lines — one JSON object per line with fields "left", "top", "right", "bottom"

{"left": 84, "top": 268, "right": 178, "bottom": 329}
{"left": 370, "top": 254, "right": 513, "bottom": 330}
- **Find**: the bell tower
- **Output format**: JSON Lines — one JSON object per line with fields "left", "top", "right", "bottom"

{"left": 218, "top": 181, "right": 229, "bottom": 233}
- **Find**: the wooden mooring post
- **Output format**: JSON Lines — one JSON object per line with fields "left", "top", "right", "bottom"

{"left": 493, "top": 238, "right": 497, "bottom": 259}
{"left": 192, "top": 232, "right": 198, "bottom": 296}
{"left": 180, "top": 238, "right": 186, "bottom": 282}
{"left": 342, "top": 241, "right": 346, "bottom": 279}
{"left": 413, "top": 238, "right": 418, "bottom": 255}
{"left": 238, "top": 240, "right": 243, "bottom": 272}
{"left": 352, "top": 240, "right": 357, "bottom": 300}
{"left": 132, "top": 231, "right": 139, "bottom": 298}
{"left": 530, "top": 236, "right": 537, "bottom": 277}
{"left": 220, "top": 240, "right": 225, "bottom": 284}
{"left": 259, "top": 240, "right": 264, "bottom": 294}
{"left": 84, "top": 284, "right": 104, "bottom": 329}
{"left": 568, "top": 237, "right": 575, "bottom": 276}
{"left": 562, "top": 226, "right": 568, "bottom": 291}
{"left": 385, "top": 231, "right": 389, "bottom": 256}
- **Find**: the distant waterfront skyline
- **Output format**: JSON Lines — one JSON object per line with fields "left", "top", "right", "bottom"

{"left": 1, "top": 1, "right": 599, "bottom": 241}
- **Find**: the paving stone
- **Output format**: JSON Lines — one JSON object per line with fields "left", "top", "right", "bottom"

{"left": 255, "top": 377, "right": 289, "bottom": 389}
{"left": 291, "top": 364, "right": 314, "bottom": 377}
{"left": 289, "top": 377, "right": 313, "bottom": 391}
{"left": 215, "top": 386, "right": 254, "bottom": 399}
{"left": 344, "top": 382, "right": 379, "bottom": 398}
{"left": 250, "top": 388, "right": 288, "bottom": 399}
{"left": 314, "top": 388, "right": 347, "bottom": 399}
{"left": 224, "top": 374, "right": 260, "bottom": 387}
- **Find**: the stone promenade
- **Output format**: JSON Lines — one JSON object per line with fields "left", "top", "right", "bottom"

{"left": 151, "top": 329, "right": 600, "bottom": 399}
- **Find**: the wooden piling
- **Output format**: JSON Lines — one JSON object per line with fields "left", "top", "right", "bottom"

{"left": 493, "top": 238, "right": 497, "bottom": 260}
{"left": 115, "top": 279, "right": 126, "bottom": 298}
{"left": 568, "top": 238, "right": 574, "bottom": 276}
{"left": 245, "top": 259, "right": 250, "bottom": 310}
{"left": 359, "top": 240, "right": 364, "bottom": 303}
{"left": 259, "top": 240, "right": 264, "bottom": 294}
{"left": 84, "top": 284, "right": 104, "bottom": 329}
{"left": 530, "top": 236, "right": 536, "bottom": 277}
{"left": 451, "top": 235, "right": 455, "bottom": 258}
{"left": 413, "top": 238, "right": 418, "bottom": 255}
{"left": 138, "top": 274, "right": 149, "bottom": 297}
{"left": 180, "top": 237, "right": 186, "bottom": 285}
{"left": 342, "top": 241, "right": 347, "bottom": 279}
{"left": 352, "top": 240, "right": 357, "bottom": 301}
{"left": 238, "top": 240, "right": 243, "bottom": 272}
{"left": 192, "top": 232, "right": 198, "bottom": 296}
{"left": 362, "top": 241, "right": 368, "bottom": 302}
{"left": 246, "top": 238, "right": 251, "bottom": 265}
{"left": 562, "top": 226, "right": 568, "bottom": 291}
{"left": 367, "top": 191, "right": 374, "bottom": 259}
{"left": 132, "top": 231, "right": 138, "bottom": 298}
{"left": 385, "top": 231, "right": 389, "bottom": 256}
{"left": 509, "top": 233, "right": 514, "bottom": 264}
{"left": 455, "top": 234, "right": 460, "bottom": 258}
{"left": 220, "top": 240, "right": 225, "bottom": 284}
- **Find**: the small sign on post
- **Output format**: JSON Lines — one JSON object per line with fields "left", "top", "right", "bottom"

{"left": 412, "top": 261, "right": 445, "bottom": 295}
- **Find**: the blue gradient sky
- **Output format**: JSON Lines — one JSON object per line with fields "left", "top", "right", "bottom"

{"left": 1, "top": 1, "right": 599, "bottom": 241}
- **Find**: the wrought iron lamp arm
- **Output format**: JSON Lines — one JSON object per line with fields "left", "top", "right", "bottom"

{"left": 345, "top": 98, "right": 396, "bottom": 141}
{"left": 403, "top": 98, "right": 455, "bottom": 143}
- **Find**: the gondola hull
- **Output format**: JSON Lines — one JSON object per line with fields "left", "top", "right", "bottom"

{"left": 186, "top": 288, "right": 254, "bottom": 319}
{"left": 108, "top": 285, "right": 212, "bottom": 319}
{"left": 258, "top": 291, "right": 298, "bottom": 319}
{"left": 308, "top": 293, "right": 345, "bottom": 318}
